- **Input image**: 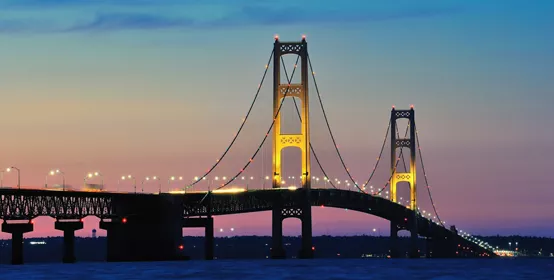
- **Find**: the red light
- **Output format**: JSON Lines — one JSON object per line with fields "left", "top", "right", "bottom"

{"left": 178, "top": 245, "right": 184, "bottom": 250}
{"left": 312, "top": 246, "right": 315, "bottom": 251}
{"left": 404, "top": 218, "right": 408, "bottom": 222}
{"left": 122, "top": 218, "right": 127, "bottom": 224}
{"left": 274, "top": 34, "right": 279, "bottom": 40}
{"left": 410, "top": 104, "right": 414, "bottom": 109}
{"left": 392, "top": 105, "right": 395, "bottom": 109}
{"left": 30, "top": 220, "right": 34, "bottom": 224}
{"left": 302, "top": 34, "right": 306, "bottom": 39}
{"left": 80, "top": 218, "right": 83, "bottom": 223}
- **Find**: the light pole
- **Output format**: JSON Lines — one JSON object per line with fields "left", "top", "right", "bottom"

{"left": 151, "top": 176, "right": 161, "bottom": 193}
{"left": 168, "top": 176, "right": 183, "bottom": 193}
{"left": 264, "top": 176, "right": 270, "bottom": 189}
{"left": 84, "top": 171, "right": 103, "bottom": 190}
{"left": 202, "top": 176, "right": 207, "bottom": 191}
{"left": 0, "top": 171, "right": 4, "bottom": 188}
{"left": 210, "top": 176, "right": 219, "bottom": 192}
{"left": 142, "top": 176, "right": 158, "bottom": 193}
{"left": 6, "top": 167, "right": 21, "bottom": 189}
{"left": 241, "top": 176, "right": 254, "bottom": 190}
{"left": 120, "top": 175, "right": 137, "bottom": 193}
{"left": 46, "top": 169, "right": 66, "bottom": 191}
{"left": 190, "top": 176, "right": 202, "bottom": 192}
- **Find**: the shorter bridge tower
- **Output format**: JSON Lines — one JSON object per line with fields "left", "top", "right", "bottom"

{"left": 389, "top": 106, "right": 419, "bottom": 258}
{"left": 271, "top": 36, "right": 313, "bottom": 259}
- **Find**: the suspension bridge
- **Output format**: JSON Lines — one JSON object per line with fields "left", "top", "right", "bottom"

{"left": 0, "top": 36, "right": 496, "bottom": 264}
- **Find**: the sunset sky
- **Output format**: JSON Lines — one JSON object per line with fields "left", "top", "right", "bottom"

{"left": 1, "top": 0, "right": 553, "bottom": 239}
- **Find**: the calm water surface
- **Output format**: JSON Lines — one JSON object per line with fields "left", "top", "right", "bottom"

{"left": 1, "top": 259, "right": 553, "bottom": 279}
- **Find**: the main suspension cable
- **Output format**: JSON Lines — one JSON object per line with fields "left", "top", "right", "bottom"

{"left": 371, "top": 124, "right": 409, "bottom": 196}
{"left": 281, "top": 57, "right": 338, "bottom": 190}
{"left": 187, "top": 51, "right": 274, "bottom": 187}
{"left": 359, "top": 120, "right": 391, "bottom": 190}
{"left": 307, "top": 54, "right": 365, "bottom": 193}
{"left": 214, "top": 55, "right": 301, "bottom": 190}
{"left": 415, "top": 124, "right": 445, "bottom": 227}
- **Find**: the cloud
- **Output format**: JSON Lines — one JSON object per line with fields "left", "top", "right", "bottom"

{"left": 207, "top": 5, "right": 462, "bottom": 28}
{"left": 0, "top": 3, "right": 463, "bottom": 34}
{"left": 0, "top": 0, "right": 166, "bottom": 8}
{"left": 0, "top": 19, "right": 57, "bottom": 34}
{"left": 64, "top": 13, "right": 195, "bottom": 32}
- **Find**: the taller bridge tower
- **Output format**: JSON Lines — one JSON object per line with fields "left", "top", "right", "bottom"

{"left": 271, "top": 36, "right": 313, "bottom": 259}
{"left": 389, "top": 106, "right": 419, "bottom": 258}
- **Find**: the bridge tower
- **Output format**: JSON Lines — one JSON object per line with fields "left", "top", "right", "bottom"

{"left": 271, "top": 36, "right": 313, "bottom": 259}
{"left": 389, "top": 106, "right": 419, "bottom": 258}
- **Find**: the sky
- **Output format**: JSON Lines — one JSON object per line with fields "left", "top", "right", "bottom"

{"left": 0, "top": 0, "right": 553, "bottom": 239}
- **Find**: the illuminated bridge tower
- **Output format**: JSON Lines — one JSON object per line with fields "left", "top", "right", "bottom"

{"left": 271, "top": 36, "right": 313, "bottom": 259}
{"left": 389, "top": 106, "right": 419, "bottom": 258}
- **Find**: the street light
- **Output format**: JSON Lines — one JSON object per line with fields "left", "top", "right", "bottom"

{"left": 264, "top": 176, "right": 270, "bottom": 189}
{"left": 120, "top": 175, "right": 137, "bottom": 193}
{"left": 6, "top": 167, "right": 21, "bottom": 189}
{"left": 200, "top": 176, "right": 207, "bottom": 191}
{"left": 84, "top": 171, "right": 103, "bottom": 190}
{"left": 168, "top": 176, "right": 184, "bottom": 193}
{"left": 210, "top": 176, "right": 219, "bottom": 191}
{"left": 46, "top": 169, "right": 66, "bottom": 191}
{"left": 241, "top": 176, "right": 254, "bottom": 190}
{"left": 189, "top": 176, "right": 200, "bottom": 192}
{"left": 142, "top": 176, "right": 160, "bottom": 193}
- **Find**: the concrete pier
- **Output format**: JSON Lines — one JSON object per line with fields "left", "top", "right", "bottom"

{"left": 55, "top": 220, "right": 83, "bottom": 263}
{"left": 1, "top": 221, "right": 33, "bottom": 265}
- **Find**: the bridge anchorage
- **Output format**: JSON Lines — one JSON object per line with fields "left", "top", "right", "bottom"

{"left": 0, "top": 36, "right": 496, "bottom": 265}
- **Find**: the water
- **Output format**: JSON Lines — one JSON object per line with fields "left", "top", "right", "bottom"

{"left": 0, "top": 259, "right": 553, "bottom": 279}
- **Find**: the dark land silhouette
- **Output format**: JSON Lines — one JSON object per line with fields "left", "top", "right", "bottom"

{"left": 1, "top": 235, "right": 552, "bottom": 264}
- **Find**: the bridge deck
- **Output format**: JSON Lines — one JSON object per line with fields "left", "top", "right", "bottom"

{"left": 0, "top": 187, "right": 494, "bottom": 257}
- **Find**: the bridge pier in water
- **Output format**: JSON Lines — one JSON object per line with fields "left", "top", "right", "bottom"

{"left": 389, "top": 222, "right": 400, "bottom": 258}
{"left": 182, "top": 217, "right": 214, "bottom": 260}
{"left": 1, "top": 221, "right": 33, "bottom": 265}
{"left": 389, "top": 211, "right": 420, "bottom": 258}
{"left": 99, "top": 194, "right": 184, "bottom": 262}
{"left": 426, "top": 225, "right": 461, "bottom": 258}
{"left": 55, "top": 220, "right": 83, "bottom": 263}
{"left": 271, "top": 205, "right": 285, "bottom": 259}
{"left": 271, "top": 190, "right": 313, "bottom": 259}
